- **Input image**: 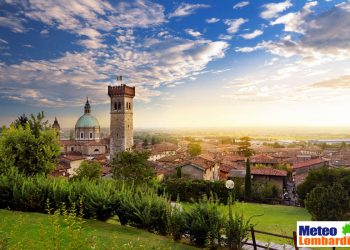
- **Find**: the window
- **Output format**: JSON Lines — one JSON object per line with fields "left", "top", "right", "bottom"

{"left": 71, "top": 147, "right": 74, "bottom": 152}
{"left": 80, "top": 132, "right": 84, "bottom": 139}
{"left": 90, "top": 132, "right": 93, "bottom": 139}
{"left": 114, "top": 102, "right": 117, "bottom": 110}
{"left": 118, "top": 102, "right": 121, "bottom": 110}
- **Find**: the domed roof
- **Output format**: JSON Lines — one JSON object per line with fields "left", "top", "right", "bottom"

{"left": 75, "top": 114, "right": 100, "bottom": 128}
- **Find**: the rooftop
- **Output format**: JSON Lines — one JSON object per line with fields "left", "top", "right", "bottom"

{"left": 251, "top": 167, "right": 287, "bottom": 177}
{"left": 292, "top": 158, "right": 327, "bottom": 169}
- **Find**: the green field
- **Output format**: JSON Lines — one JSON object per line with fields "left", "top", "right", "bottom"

{"left": 0, "top": 209, "right": 196, "bottom": 250}
{"left": 221, "top": 202, "right": 311, "bottom": 245}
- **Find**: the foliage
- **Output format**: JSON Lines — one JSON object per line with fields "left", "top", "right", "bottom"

{"left": 237, "top": 136, "right": 254, "bottom": 157}
{"left": 297, "top": 167, "right": 350, "bottom": 202}
{"left": 244, "top": 158, "right": 251, "bottom": 201}
{"left": 184, "top": 197, "right": 224, "bottom": 248}
{"left": 167, "top": 201, "right": 186, "bottom": 241}
{"left": 111, "top": 151, "right": 155, "bottom": 183}
{"left": 225, "top": 212, "right": 252, "bottom": 250}
{"left": 0, "top": 112, "right": 60, "bottom": 176}
{"left": 187, "top": 142, "right": 202, "bottom": 157}
{"left": 161, "top": 179, "right": 230, "bottom": 204}
{"left": 74, "top": 161, "right": 102, "bottom": 180}
{"left": 305, "top": 183, "right": 350, "bottom": 221}
{"left": 251, "top": 182, "right": 282, "bottom": 203}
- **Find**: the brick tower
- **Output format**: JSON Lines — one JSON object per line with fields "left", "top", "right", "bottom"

{"left": 108, "top": 84, "right": 135, "bottom": 157}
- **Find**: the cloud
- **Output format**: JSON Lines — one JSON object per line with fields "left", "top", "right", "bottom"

{"left": 240, "top": 29, "right": 263, "bottom": 39}
{"left": 206, "top": 17, "right": 220, "bottom": 23}
{"left": 218, "top": 34, "right": 232, "bottom": 40}
{"left": 0, "top": 14, "right": 27, "bottom": 33}
{"left": 233, "top": 1, "right": 249, "bottom": 9}
{"left": 0, "top": 38, "right": 8, "bottom": 44}
{"left": 168, "top": 3, "right": 210, "bottom": 18}
{"left": 185, "top": 29, "right": 201, "bottom": 37}
{"left": 260, "top": 0, "right": 292, "bottom": 19}
{"left": 310, "top": 75, "right": 350, "bottom": 89}
{"left": 224, "top": 18, "right": 248, "bottom": 34}
{"left": 270, "top": 1, "right": 317, "bottom": 33}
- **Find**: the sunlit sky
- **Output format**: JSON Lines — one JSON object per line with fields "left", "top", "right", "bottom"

{"left": 1, "top": 0, "right": 350, "bottom": 128}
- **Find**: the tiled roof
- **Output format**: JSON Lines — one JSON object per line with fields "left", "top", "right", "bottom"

{"left": 292, "top": 158, "right": 326, "bottom": 169}
{"left": 222, "top": 155, "right": 245, "bottom": 162}
{"left": 250, "top": 154, "right": 279, "bottom": 164}
{"left": 251, "top": 167, "right": 287, "bottom": 177}
{"left": 61, "top": 155, "right": 86, "bottom": 161}
{"left": 151, "top": 142, "right": 178, "bottom": 154}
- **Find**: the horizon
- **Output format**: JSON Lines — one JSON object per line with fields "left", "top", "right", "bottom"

{"left": 1, "top": 0, "right": 350, "bottom": 128}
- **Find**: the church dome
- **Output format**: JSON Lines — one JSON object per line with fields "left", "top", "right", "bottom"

{"left": 75, "top": 114, "right": 100, "bottom": 128}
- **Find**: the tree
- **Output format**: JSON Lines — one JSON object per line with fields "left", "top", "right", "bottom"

{"left": 143, "top": 138, "right": 148, "bottom": 147}
{"left": 188, "top": 142, "right": 202, "bottom": 157}
{"left": 244, "top": 158, "right": 252, "bottom": 201}
{"left": 305, "top": 183, "right": 350, "bottom": 221}
{"left": 111, "top": 151, "right": 155, "bottom": 182}
{"left": 0, "top": 123, "right": 60, "bottom": 175}
{"left": 13, "top": 114, "right": 28, "bottom": 128}
{"left": 74, "top": 161, "right": 102, "bottom": 180}
{"left": 237, "top": 137, "right": 254, "bottom": 157}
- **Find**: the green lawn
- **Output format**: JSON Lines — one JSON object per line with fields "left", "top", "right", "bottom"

{"left": 184, "top": 202, "right": 311, "bottom": 245}
{"left": 0, "top": 209, "right": 196, "bottom": 250}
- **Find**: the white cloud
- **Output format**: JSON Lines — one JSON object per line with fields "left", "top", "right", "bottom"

{"left": 260, "top": 0, "right": 292, "bottom": 19}
{"left": 240, "top": 29, "right": 263, "bottom": 39}
{"left": 270, "top": 1, "right": 317, "bottom": 33}
{"left": 206, "top": 17, "right": 220, "bottom": 23}
{"left": 0, "top": 14, "right": 27, "bottom": 33}
{"left": 218, "top": 34, "right": 232, "bottom": 40}
{"left": 185, "top": 29, "right": 201, "bottom": 37}
{"left": 224, "top": 18, "right": 248, "bottom": 34}
{"left": 169, "top": 3, "right": 210, "bottom": 18}
{"left": 233, "top": 1, "right": 249, "bottom": 9}
{"left": 0, "top": 38, "right": 8, "bottom": 44}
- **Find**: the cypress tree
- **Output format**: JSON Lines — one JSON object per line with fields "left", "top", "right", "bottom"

{"left": 244, "top": 158, "right": 252, "bottom": 201}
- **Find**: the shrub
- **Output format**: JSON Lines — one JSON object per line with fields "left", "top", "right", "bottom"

{"left": 185, "top": 197, "right": 224, "bottom": 248}
{"left": 305, "top": 183, "right": 350, "bottom": 221}
{"left": 225, "top": 212, "right": 252, "bottom": 250}
{"left": 167, "top": 202, "right": 186, "bottom": 241}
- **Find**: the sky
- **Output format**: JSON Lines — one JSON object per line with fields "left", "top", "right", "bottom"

{"left": 1, "top": 0, "right": 350, "bottom": 129}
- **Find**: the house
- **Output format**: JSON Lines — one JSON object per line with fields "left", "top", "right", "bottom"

{"left": 179, "top": 156, "right": 219, "bottom": 181}
{"left": 292, "top": 158, "right": 328, "bottom": 175}
{"left": 250, "top": 154, "right": 280, "bottom": 167}
{"left": 149, "top": 142, "right": 178, "bottom": 161}
{"left": 251, "top": 167, "right": 287, "bottom": 190}
{"left": 59, "top": 154, "right": 86, "bottom": 177}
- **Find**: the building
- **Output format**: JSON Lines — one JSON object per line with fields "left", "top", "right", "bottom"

{"left": 52, "top": 117, "right": 60, "bottom": 137}
{"left": 179, "top": 155, "right": 219, "bottom": 181}
{"left": 251, "top": 167, "right": 287, "bottom": 190}
{"left": 149, "top": 142, "right": 179, "bottom": 161}
{"left": 108, "top": 84, "right": 135, "bottom": 156}
{"left": 59, "top": 99, "right": 107, "bottom": 156}
{"left": 75, "top": 98, "right": 100, "bottom": 141}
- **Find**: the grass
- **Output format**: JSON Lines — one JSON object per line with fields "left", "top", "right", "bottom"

{"left": 183, "top": 201, "right": 311, "bottom": 246}
{"left": 0, "top": 209, "right": 196, "bottom": 250}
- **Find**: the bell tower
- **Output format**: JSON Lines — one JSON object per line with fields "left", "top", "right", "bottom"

{"left": 108, "top": 84, "right": 135, "bottom": 157}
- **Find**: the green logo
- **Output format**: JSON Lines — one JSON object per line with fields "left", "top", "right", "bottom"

{"left": 342, "top": 222, "right": 350, "bottom": 236}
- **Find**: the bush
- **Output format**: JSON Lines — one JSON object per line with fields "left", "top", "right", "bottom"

{"left": 225, "top": 212, "right": 252, "bottom": 250}
{"left": 184, "top": 197, "right": 224, "bottom": 248}
{"left": 251, "top": 182, "right": 281, "bottom": 203}
{"left": 305, "top": 183, "right": 350, "bottom": 221}
{"left": 161, "top": 179, "right": 230, "bottom": 204}
{"left": 167, "top": 202, "right": 186, "bottom": 241}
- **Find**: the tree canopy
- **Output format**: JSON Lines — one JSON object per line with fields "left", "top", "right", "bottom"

{"left": 188, "top": 142, "right": 202, "bottom": 157}
{"left": 237, "top": 136, "right": 254, "bottom": 157}
{"left": 111, "top": 151, "right": 155, "bottom": 182}
{"left": 0, "top": 113, "right": 60, "bottom": 176}
{"left": 74, "top": 161, "right": 102, "bottom": 180}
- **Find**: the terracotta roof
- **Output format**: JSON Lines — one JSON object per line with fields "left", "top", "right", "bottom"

{"left": 250, "top": 154, "right": 279, "bottom": 164}
{"left": 222, "top": 155, "right": 245, "bottom": 162}
{"left": 151, "top": 142, "right": 178, "bottom": 154}
{"left": 251, "top": 167, "right": 287, "bottom": 177}
{"left": 292, "top": 158, "right": 327, "bottom": 169}
{"left": 181, "top": 156, "right": 216, "bottom": 170}
{"left": 198, "top": 153, "right": 216, "bottom": 162}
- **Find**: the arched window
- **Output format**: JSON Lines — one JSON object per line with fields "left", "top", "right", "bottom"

{"left": 114, "top": 102, "right": 118, "bottom": 110}
{"left": 90, "top": 132, "right": 93, "bottom": 139}
{"left": 118, "top": 102, "right": 121, "bottom": 110}
{"left": 71, "top": 147, "right": 74, "bottom": 152}
{"left": 80, "top": 132, "right": 84, "bottom": 139}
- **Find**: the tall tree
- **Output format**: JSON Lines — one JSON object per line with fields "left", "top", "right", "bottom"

{"left": 244, "top": 158, "right": 252, "bottom": 201}
{"left": 237, "top": 136, "right": 254, "bottom": 157}
{"left": 0, "top": 121, "right": 60, "bottom": 175}
{"left": 188, "top": 142, "right": 202, "bottom": 157}
{"left": 111, "top": 151, "right": 155, "bottom": 182}
{"left": 13, "top": 114, "right": 28, "bottom": 128}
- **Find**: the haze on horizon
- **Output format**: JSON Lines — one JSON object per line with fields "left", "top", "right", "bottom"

{"left": 1, "top": 0, "right": 350, "bottom": 129}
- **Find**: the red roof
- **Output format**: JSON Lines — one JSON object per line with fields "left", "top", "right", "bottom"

{"left": 251, "top": 167, "right": 287, "bottom": 177}
{"left": 292, "top": 158, "right": 326, "bottom": 169}
{"left": 250, "top": 154, "right": 279, "bottom": 164}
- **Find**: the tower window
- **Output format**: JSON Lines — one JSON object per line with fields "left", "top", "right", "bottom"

{"left": 71, "top": 147, "right": 74, "bottom": 152}
{"left": 114, "top": 102, "right": 117, "bottom": 110}
{"left": 118, "top": 102, "right": 121, "bottom": 110}
{"left": 90, "top": 132, "right": 93, "bottom": 139}
{"left": 80, "top": 132, "right": 84, "bottom": 139}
